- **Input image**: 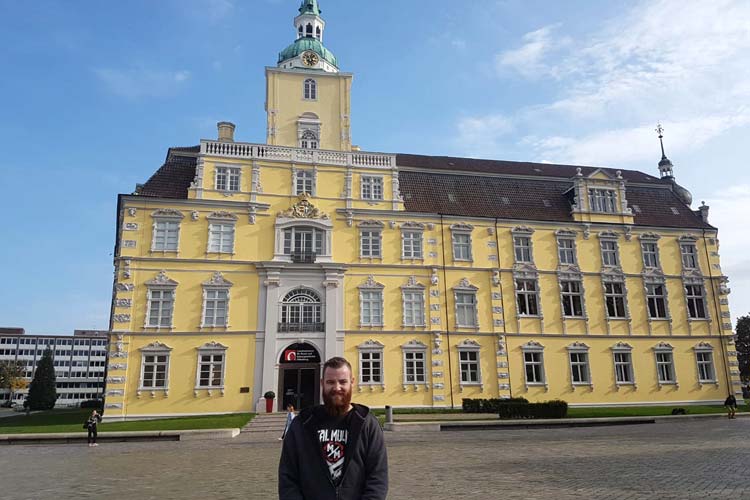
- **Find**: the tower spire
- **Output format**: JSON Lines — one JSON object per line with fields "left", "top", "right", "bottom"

{"left": 655, "top": 123, "right": 674, "bottom": 178}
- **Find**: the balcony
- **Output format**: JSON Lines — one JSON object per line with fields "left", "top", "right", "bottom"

{"left": 200, "top": 140, "right": 396, "bottom": 169}
{"left": 277, "top": 322, "right": 325, "bottom": 333}
{"left": 290, "top": 251, "right": 316, "bottom": 264}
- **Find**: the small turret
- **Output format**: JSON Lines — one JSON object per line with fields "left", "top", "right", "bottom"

{"left": 655, "top": 123, "right": 692, "bottom": 206}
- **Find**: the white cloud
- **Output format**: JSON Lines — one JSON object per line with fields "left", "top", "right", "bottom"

{"left": 94, "top": 67, "right": 191, "bottom": 99}
{"left": 456, "top": 114, "right": 514, "bottom": 158}
{"left": 462, "top": 0, "right": 750, "bottom": 165}
{"left": 496, "top": 24, "right": 566, "bottom": 78}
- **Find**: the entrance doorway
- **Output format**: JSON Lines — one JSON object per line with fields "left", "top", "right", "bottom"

{"left": 278, "top": 343, "right": 321, "bottom": 411}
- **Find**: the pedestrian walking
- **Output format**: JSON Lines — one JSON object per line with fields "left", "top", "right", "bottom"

{"left": 278, "top": 356, "right": 388, "bottom": 500}
{"left": 84, "top": 409, "right": 103, "bottom": 446}
{"left": 279, "top": 403, "right": 296, "bottom": 441}
{"left": 724, "top": 394, "right": 738, "bottom": 419}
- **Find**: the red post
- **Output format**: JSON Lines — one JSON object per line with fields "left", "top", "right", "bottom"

{"left": 265, "top": 397, "right": 274, "bottom": 413}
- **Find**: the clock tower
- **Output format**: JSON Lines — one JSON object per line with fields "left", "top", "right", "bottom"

{"left": 266, "top": 0, "right": 353, "bottom": 151}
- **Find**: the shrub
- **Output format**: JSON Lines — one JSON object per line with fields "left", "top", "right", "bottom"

{"left": 263, "top": 391, "right": 276, "bottom": 399}
{"left": 497, "top": 400, "right": 568, "bottom": 419}
{"left": 462, "top": 398, "right": 529, "bottom": 413}
{"left": 80, "top": 399, "right": 104, "bottom": 409}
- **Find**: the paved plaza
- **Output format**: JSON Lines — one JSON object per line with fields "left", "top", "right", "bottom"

{"left": 0, "top": 418, "right": 748, "bottom": 499}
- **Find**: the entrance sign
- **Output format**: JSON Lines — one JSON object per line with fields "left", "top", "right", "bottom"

{"left": 280, "top": 343, "right": 321, "bottom": 364}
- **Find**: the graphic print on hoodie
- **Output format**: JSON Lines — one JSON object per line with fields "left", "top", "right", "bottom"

{"left": 318, "top": 422, "right": 349, "bottom": 485}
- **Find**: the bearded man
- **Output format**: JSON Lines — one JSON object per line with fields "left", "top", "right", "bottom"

{"left": 278, "top": 356, "right": 388, "bottom": 500}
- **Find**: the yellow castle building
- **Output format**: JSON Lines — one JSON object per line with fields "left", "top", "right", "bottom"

{"left": 104, "top": 0, "right": 741, "bottom": 420}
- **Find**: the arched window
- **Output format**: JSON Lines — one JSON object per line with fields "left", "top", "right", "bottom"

{"left": 280, "top": 289, "right": 323, "bottom": 332}
{"left": 298, "top": 25, "right": 303, "bottom": 37}
{"left": 306, "top": 23, "right": 313, "bottom": 37}
{"left": 316, "top": 26, "right": 321, "bottom": 40}
{"left": 304, "top": 78, "right": 317, "bottom": 100}
{"left": 300, "top": 130, "right": 318, "bottom": 149}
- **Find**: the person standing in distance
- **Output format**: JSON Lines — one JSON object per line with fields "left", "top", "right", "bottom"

{"left": 278, "top": 356, "right": 388, "bottom": 500}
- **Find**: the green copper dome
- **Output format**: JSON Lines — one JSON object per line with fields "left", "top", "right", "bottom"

{"left": 278, "top": 37, "right": 338, "bottom": 68}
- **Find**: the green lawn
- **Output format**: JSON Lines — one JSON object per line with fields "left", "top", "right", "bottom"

{"left": 0, "top": 409, "right": 254, "bottom": 434}
{"left": 566, "top": 405, "right": 748, "bottom": 419}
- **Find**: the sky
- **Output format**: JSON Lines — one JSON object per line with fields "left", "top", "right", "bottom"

{"left": 1, "top": 0, "right": 749, "bottom": 334}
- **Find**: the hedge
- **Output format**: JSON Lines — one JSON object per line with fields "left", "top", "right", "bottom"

{"left": 462, "top": 398, "right": 529, "bottom": 413}
{"left": 496, "top": 400, "right": 568, "bottom": 419}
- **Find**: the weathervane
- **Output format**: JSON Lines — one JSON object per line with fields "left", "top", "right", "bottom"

{"left": 655, "top": 123, "right": 666, "bottom": 159}
{"left": 655, "top": 122, "right": 673, "bottom": 178}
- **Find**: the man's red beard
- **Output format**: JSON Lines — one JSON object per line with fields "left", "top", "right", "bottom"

{"left": 322, "top": 386, "right": 352, "bottom": 416}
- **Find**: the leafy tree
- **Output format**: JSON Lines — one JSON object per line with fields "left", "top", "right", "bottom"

{"left": 736, "top": 314, "right": 750, "bottom": 384}
{"left": 0, "top": 360, "right": 26, "bottom": 406}
{"left": 26, "top": 348, "right": 57, "bottom": 410}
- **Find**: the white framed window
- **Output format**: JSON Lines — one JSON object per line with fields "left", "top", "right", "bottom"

{"left": 357, "top": 340, "right": 384, "bottom": 385}
{"left": 300, "top": 129, "right": 318, "bottom": 149}
{"left": 139, "top": 342, "right": 172, "bottom": 391}
{"left": 680, "top": 243, "right": 699, "bottom": 269}
{"left": 359, "top": 277, "right": 385, "bottom": 326}
{"left": 280, "top": 288, "right": 323, "bottom": 332}
{"left": 402, "top": 341, "right": 427, "bottom": 385}
{"left": 283, "top": 226, "right": 325, "bottom": 257}
{"left": 588, "top": 189, "right": 617, "bottom": 213}
{"left": 613, "top": 347, "right": 635, "bottom": 385}
{"left": 303, "top": 78, "right": 317, "bottom": 100}
{"left": 646, "top": 282, "right": 668, "bottom": 319}
{"left": 685, "top": 284, "right": 707, "bottom": 319}
{"left": 295, "top": 170, "right": 315, "bottom": 195}
{"left": 641, "top": 242, "right": 660, "bottom": 268}
{"left": 202, "top": 289, "right": 228, "bottom": 327}
{"left": 513, "top": 236, "right": 533, "bottom": 263}
{"left": 457, "top": 340, "right": 481, "bottom": 387}
{"left": 601, "top": 240, "right": 619, "bottom": 267}
{"left": 402, "top": 290, "right": 425, "bottom": 327}
{"left": 654, "top": 343, "right": 676, "bottom": 385}
{"left": 152, "top": 220, "right": 180, "bottom": 252}
{"left": 557, "top": 238, "right": 577, "bottom": 265}
{"left": 694, "top": 343, "right": 716, "bottom": 383}
{"left": 453, "top": 279, "right": 479, "bottom": 328}
{"left": 516, "top": 279, "right": 539, "bottom": 316}
{"left": 568, "top": 344, "right": 591, "bottom": 386}
{"left": 208, "top": 223, "right": 235, "bottom": 253}
{"left": 360, "top": 229, "right": 382, "bottom": 258}
{"left": 450, "top": 232, "right": 471, "bottom": 261}
{"left": 560, "top": 280, "right": 584, "bottom": 317}
{"left": 604, "top": 281, "right": 627, "bottom": 318}
{"left": 146, "top": 289, "right": 174, "bottom": 328}
{"left": 144, "top": 271, "right": 178, "bottom": 329}
{"left": 402, "top": 231, "right": 423, "bottom": 259}
{"left": 361, "top": 176, "right": 383, "bottom": 200}
{"left": 215, "top": 167, "right": 240, "bottom": 192}
{"left": 196, "top": 348, "right": 226, "bottom": 389}
{"left": 522, "top": 341, "right": 545, "bottom": 387}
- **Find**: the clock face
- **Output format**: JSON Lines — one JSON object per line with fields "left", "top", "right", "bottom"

{"left": 302, "top": 51, "right": 319, "bottom": 67}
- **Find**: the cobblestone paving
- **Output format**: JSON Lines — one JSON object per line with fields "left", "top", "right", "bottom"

{"left": 0, "top": 418, "right": 748, "bottom": 499}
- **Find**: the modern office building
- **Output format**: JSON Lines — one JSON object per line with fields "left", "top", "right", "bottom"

{"left": 0, "top": 329, "right": 108, "bottom": 407}
{"left": 104, "top": 0, "right": 741, "bottom": 420}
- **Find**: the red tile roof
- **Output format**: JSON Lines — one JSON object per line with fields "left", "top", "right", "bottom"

{"left": 132, "top": 147, "right": 712, "bottom": 229}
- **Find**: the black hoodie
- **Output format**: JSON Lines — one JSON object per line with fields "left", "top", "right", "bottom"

{"left": 278, "top": 403, "right": 388, "bottom": 500}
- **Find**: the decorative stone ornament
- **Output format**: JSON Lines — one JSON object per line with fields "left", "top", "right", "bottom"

{"left": 278, "top": 193, "right": 329, "bottom": 219}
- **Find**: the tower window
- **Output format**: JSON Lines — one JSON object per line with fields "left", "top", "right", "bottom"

{"left": 304, "top": 78, "right": 317, "bottom": 100}
{"left": 298, "top": 25, "right": 303, "bottom": 37}
{"left": 306, "top": 23, "right": 313, "bottom": 37}
{"left": 300, "top": 130, "right": 318, "bottom": 149}
{"left": 316, "top": 26, "right": 321, "bottom": 40}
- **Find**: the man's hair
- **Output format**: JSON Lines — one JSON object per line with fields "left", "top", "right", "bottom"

{"left": 322, "top": 356, "right": 352, "bottom": 377}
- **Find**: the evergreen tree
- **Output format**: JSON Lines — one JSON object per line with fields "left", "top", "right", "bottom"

{"left": 736, "top": 314, "right": 750, "bottom": 383}
{"left": 26, "top": 348, "right": 57, "bottom": 410}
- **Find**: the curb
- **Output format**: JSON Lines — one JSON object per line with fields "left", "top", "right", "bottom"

{"left": 0, "top": 428, "right": 240, "bottom": 445}
{"left": 384, "top": 412, "right": 748, "bottom": 432}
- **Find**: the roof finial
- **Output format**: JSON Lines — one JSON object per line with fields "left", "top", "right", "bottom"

{"left": 655, "top": 123, "right": 673, "bottom": 178}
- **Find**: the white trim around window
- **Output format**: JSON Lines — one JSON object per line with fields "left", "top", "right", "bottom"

{"left": 401, "top": 223, "right": 424, "bottom": 260}
{"left": 357, "top": 340, "right": 384, "bottom": 390}
{"left": 195, "top": 342, "right": 228, "bottom": 395}
{"left": 214, "top": 165, "right": 241, "bottom": 192}
{"left": 694, "top": 342, "right": 718, "bottom": 385}
{"left": 138, "top": 341, "right": 172, "bottom": 396}
{"left": 457, "top": 339, "right": 482, "bottom": 391}
{"left": 567, "top": 342, "right": 592, "bottom": 389}
{"left": 401, "top": 340, "right": 428, "bottom": 389}
{"left": 401, "top": 282, "right": 426, "bottom": 327}
{"left": 361, "top": 175, "right": 384, "bottom": 200}
{"left": 150, "top": 209, "right": 184, "bottom": 253}
{"left": 654, "top": 342, "right": 677, "bottom": 387}
{"left": 359, "top": 276, "right": 385, "bottom": 327}
{"left": 200, "top": 272, "right": 233, "bottom": 328}
{"left": 612, "top": 342, "right": 636, "bottom": 389}
{"left": 450, "top": 224, "right": 474, "bottom": 261}
{"left": 521, "top": 340, "right": 547, "bottom": 390}
{"left": 144, "top": 271, "right": 179, "bottom": 330}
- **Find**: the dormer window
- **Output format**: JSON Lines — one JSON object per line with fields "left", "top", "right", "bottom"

{"left": 589, "top": 189, "right": 617, "bottom": 213}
